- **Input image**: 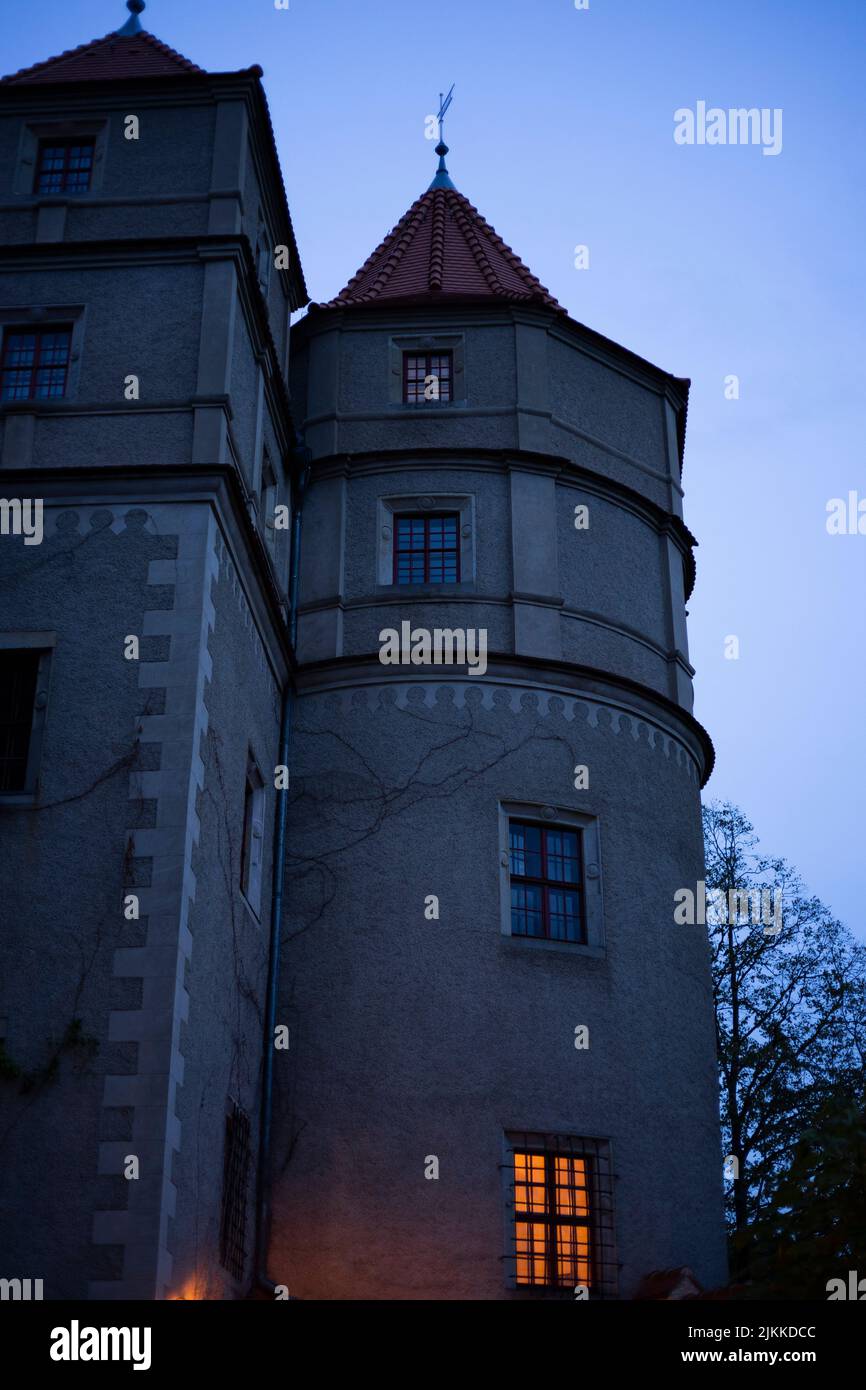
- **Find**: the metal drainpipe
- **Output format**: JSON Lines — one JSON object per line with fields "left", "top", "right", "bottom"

{"left": 255, "top": 447, "right": 311, "bottom": 1295}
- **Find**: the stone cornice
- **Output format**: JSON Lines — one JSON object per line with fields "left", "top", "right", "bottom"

{"left": 292, "top": 652, "right": 715, "bottom": 785}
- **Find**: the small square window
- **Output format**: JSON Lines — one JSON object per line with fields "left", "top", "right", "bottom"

{"left": 393, "top": 512, "right": 460, "bottom": 584}
{"left": 403, "top": 351, "right": 453, "bottom": 403}
{"left": 506, "top": 1133, "right": 616, "bottom": 1296}
{"left": 509, "top": 819, "right": 584, "bottom": 943}
{"left": 0, "top": 326, "right": 72, "bottom": 402}
{"left": 35, "top": 139, "right": 94, "bottom": 195}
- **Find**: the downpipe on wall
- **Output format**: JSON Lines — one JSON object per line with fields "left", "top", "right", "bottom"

{"left": 255, "top": 447, "right": 311, "bottom": 1296}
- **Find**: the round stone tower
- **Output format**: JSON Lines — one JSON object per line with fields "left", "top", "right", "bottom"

{"left": 270, "top": 144, "right": 726, "bottom": 1300}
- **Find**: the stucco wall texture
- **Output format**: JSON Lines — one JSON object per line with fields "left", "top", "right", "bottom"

{"left": 269, "top": 679, "right": 727, "bottom": 1299}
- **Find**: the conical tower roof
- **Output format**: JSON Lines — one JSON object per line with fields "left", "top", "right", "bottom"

{"left": 315, "top": 176, "right": 564, "bottom": 315}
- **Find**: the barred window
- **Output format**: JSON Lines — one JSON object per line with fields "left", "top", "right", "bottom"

{"left": 0, "top": 326, "right": 71, "bottom": 402}
{"left": 403, "top": 351, "right": 452, "bottom": 403}
{"left": 219, "top": 1103, "right": 252, "bottom": 1282}
{"left": 509, "top": 820, "right": 584, "bottom": 943}
{"left": 35, "top": 140, "right": 94, "bottom": 194}
{"left": 393, "top": 512, "right": 460, "bottom": 584}
{"left": 0, "top": 650, "right": 40, "bottom": 793}
{"left": 508, "top": 1134, "right": 616, "bottom": 1295}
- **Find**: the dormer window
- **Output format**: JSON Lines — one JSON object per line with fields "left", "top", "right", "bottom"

{"left": 35, "top": 139, "right": 95, "bottom": 194}
{"left": 403, "top": 351, "right": 453, "bottom": 404}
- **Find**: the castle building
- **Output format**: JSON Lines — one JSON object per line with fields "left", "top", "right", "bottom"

{"left": 0, "top": 3, "right": 726, "bottom": 1300}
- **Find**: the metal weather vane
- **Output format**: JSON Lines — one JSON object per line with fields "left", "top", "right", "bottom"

{"left": 437, "top": 84, "right": 455, "bottom": 144}
{"left": 429, "top": 84, "right": 457, "bottom": 191}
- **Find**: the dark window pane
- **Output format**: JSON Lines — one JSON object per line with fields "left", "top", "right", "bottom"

{"left": 393, "top": 512, "right": 460, "bottom": 584}
{"left": 1, "top": 327, "right": 70, "bottom": 402}
{"left": 545, "top": 829, "right": 580, "bottom": 883}
{"left": 509, "top": 821, "right": 585, "bottom": 944}
{"left": 0, "top": 650, "right": 39, "bottom": 792}
{"left": 36, "top": 139, "right": 94, "bottom": 195}
{"left": 511, "top": 884, "right": 543, "bottom": 937}
{"left": 547, "top": 889, "right": 581, "bottom": 941}
{"left": 510, "top": 822, "right": 542, "bottom": 878}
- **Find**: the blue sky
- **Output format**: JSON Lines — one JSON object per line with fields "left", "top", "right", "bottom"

{"left": 6, "top": 0, "right": 865, "bottom": 935}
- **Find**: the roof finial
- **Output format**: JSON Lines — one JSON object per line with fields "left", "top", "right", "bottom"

{"left": 428, "top": 84, "right": 457, "bottom": 191}
{"left": 117, "top": 0, "right": 146, "bottom": 36}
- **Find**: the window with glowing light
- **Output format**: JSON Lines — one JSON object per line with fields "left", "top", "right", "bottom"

{"left": 514, "top": 1150, "right": 591, "bottom": 1287}
{"left": 506, "top": 1133, "right": 616, "bottom": 1296}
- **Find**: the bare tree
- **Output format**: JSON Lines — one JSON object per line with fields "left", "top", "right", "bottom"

{"left": 703, "top": 800, "right": 866, "bottom": 1278}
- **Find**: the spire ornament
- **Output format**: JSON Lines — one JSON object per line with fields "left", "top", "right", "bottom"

{"left": 428, "top": 84, "right": 456, "bottom": 191}
{"left": 117, "top": 0, "right": 146, "bottom": 36}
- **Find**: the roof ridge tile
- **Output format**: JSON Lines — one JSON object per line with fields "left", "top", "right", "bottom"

{"left": 1, "top": 28, "right": 204, "bottom": 84}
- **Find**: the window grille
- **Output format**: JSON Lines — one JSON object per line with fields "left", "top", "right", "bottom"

{"left": 403, "top": 351, "right": 453, "bottom": 403}
{"left": 506, "top": 1132, "right": 617, "bottom": 1297}
{"left": 219, "top": 1103, "right": 252, "bottom": 1282}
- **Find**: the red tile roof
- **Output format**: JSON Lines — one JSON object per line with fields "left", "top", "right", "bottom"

{"left": 1, "top": 30, "right": 203, "bottom": 85}
{"left": 315, "top": 185, "right": 565, "bottom": 314}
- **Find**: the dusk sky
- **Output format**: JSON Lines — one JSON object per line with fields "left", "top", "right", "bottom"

{"left": 7, "top": 0, "right": 864, "bottom": 935}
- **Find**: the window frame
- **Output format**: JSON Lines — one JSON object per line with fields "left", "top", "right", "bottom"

{"left": 0, "top": 323, "right": 73, "bottom": 403}
{"left": 376, "top": 493, "right": 475, "bottom": 589}
{"left": 508, "top": 818, "right": 584, "bottom": 944}
{"left": 0, "top": 635, "right": 54, "bottom": 805}
{"left": 392, "top": 510, "right": 461, "bottom": 585}
{"left": 240, "top": 753, "right": 266, "bottom": 920}
{"left": 388, "top": 333, "right": 465, "bottom": 407}
{"left": 503, "top": 1131, "right": 617, "bottom": 1298}
{"left": 33, "top": 138, "right": 95, "bottom": 196}
{"left": 402, "top": 350, "right": 453, "bottom": 404}
{"left": 259, "top": 452, "right": 279, "bottom": 558}
{"left": 499, "top": 801, "right": 605, "bottom": 955}
{"left": 14, "top": 119, "right": 108, "bottom": 200}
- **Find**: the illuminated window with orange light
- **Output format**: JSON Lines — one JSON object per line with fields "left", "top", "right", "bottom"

{"left": 513, "top": 1149, "right": 592, "bottom": 1289}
